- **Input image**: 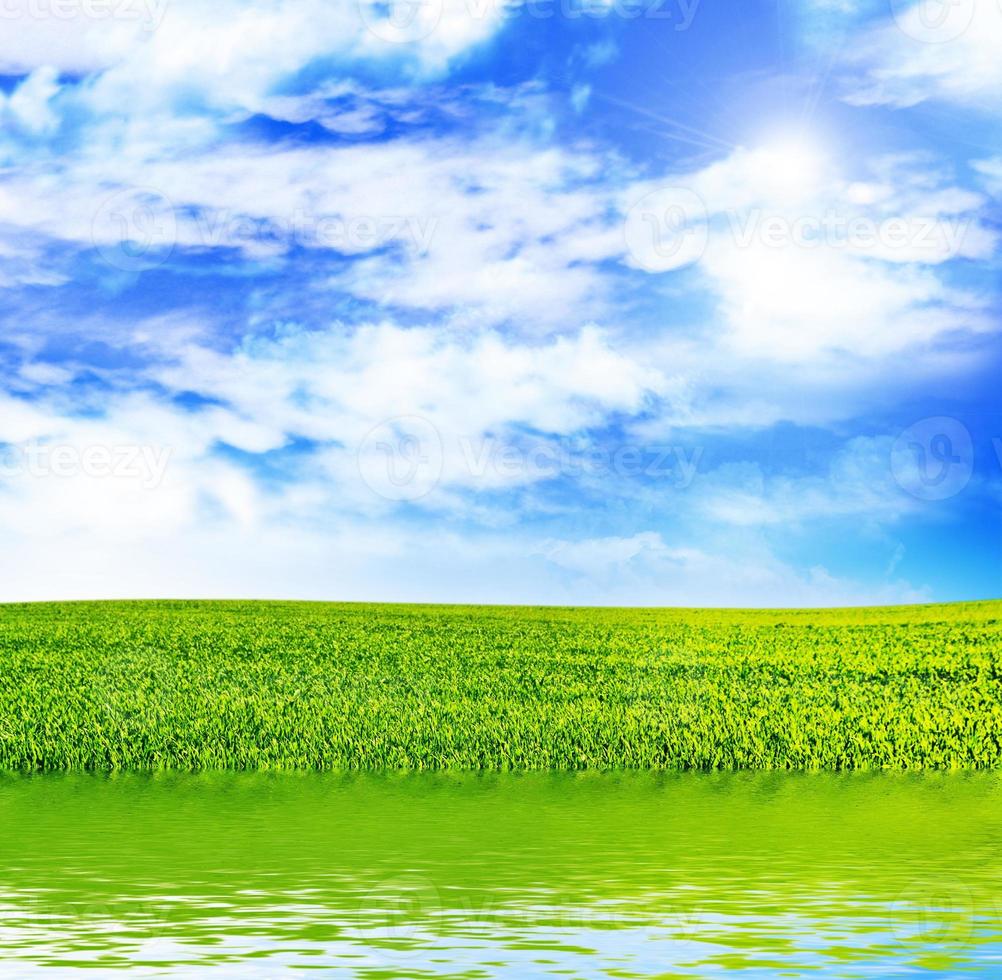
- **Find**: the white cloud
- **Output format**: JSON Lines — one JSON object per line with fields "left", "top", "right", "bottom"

{"left": 0, "top": 0, "right": 993, "bottom": 609}
{"left": 0, "top": 129, "right": 632, "bottom": 327}
{"left": 0, "top": 507, "right": 931, "bottom": 605}
{"left": 4, "top": 67, "right": 61, "bottom": 133}
{"left": 840, "top": 0, "right": 1002, "bottom": 109}
{"left": 0, "top": 389, "right": 259, "bottom": 539}
{"left": 0, "top": 234, "right": 67, "bottom": 287}
{"left": 538, "top": 531, "right": 669, "bottom": 575}
{"left": 570, "top": 84, "right": 591, "bottom": 113}
{"left": 4, "top": 114, "right": 990, "bottom": 359}
{"left": 695, "top": 437, "right": 915, "bottom": 528}
{"left": 702, "top": 238, "right": 986, "bottom": 361}
{"left": 975, "top": 158, "right": 1002, "bottom": 197}
{"left": 624, "top": 143, "right": 996, "bottom": 364}
{"left": 0, "top": 319, "right": 665, "bottom": 551}
{"left": 150, "top": 321, "right": 666, "bottom": 505}
{"left": 533, "top": 530, "right": 928, "bottom": 606}
{"left": 0, "top": 0, "right": 503, "bottom": 100}
{"left": 0, "top": 1, "right": 155, "bottom": 75}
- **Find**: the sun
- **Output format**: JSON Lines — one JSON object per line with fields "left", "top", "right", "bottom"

{"left": 750, "top": 136, "right": 827, "bottom": 201}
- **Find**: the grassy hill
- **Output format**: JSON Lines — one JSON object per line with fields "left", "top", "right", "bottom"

{"left": 0, "top": 600, "right": 998, "bottom": 770}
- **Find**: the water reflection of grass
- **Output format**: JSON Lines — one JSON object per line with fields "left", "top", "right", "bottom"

{"left": 0, "top": 771, "right": 1000, "bottom": 975}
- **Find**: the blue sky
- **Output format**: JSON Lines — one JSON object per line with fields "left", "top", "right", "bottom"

{"left": 0, "top": 0, "right": 999, "bottom": 604}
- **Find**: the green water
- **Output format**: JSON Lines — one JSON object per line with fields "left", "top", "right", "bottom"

{"left": 0, "top": 772, "right": 999, "bottom": 977}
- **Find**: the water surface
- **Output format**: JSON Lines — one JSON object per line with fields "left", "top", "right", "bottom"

{"left": 0, "top": 771, "right": 999, "bottom": 977}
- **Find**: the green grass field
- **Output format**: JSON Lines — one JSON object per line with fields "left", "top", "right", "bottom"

{"left": 0, "top": 600, "right": 998, "bottom": 771}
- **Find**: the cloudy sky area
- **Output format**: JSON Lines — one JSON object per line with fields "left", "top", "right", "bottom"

{"left": 0, "top": 0, "right": 999, "bottom": 604}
